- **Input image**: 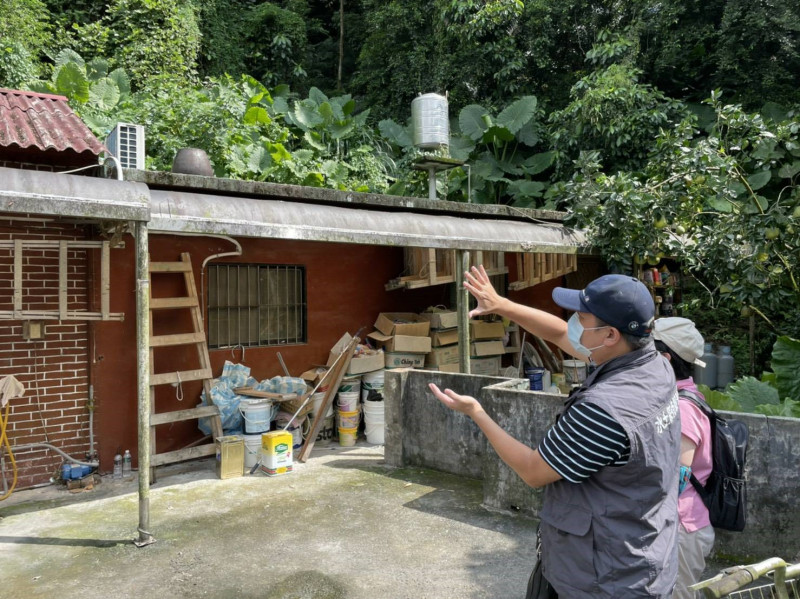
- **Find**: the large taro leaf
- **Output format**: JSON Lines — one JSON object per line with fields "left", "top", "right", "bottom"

{"left": 754, "top": 398, "right": 800, "bottom": 418}
{"left": 56, "top": 62, "right": 89, "bottom": 104}
{"left": 697, "top": 385, "right": 743, "bottom": 412}
{"left": 107, "top": 68, "right": 130, "bottom": 97}
{"left": 772, "top": 336, "right": 800, "bottom": 401}
{"left": 459, "top": 104, "right": 488, "bottom": 141}
{"left": 378, "top": 119, "right": 413, "bottom": 148}
{"left": 447, "top": 134, "right": 475, "bottom": 161}
{"left": 89, "top": 78, "right": 120, "bottom": 111}
{"left": 728, "top": 376, "right": 780, "bottom": 412}
{"left": 496, "top": 95, "right": 537, "bottom": 135}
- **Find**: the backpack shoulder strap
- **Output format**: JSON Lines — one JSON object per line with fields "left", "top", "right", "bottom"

{"left": 678, "top": 389, "right": 714, "bottom": 499}
{"left": 678, "top": 388, "right": 714, "bottom": 420}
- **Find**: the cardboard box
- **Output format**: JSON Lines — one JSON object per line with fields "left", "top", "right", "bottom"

{"left": 327, "top": 332, "right": 354, "bottom": 367}
{"left": 419, "top": 310, "right": 458, "bottom": 330}
{"left": 326, "top": 332, "right": 384, "bottom": 375}
{"left": 425, "top": 344, "right": 461, "bottom": 366}
{"left": 470, "top": 356, "right": 502, "bottom": 376}
{"left": 430, "top": 327, "right": 459, "bottom": 347}
{"left": 348, "top": 351, "right": 385, "bottom": 375}
{"left": 300, "top": 367, "right": 329, "bottom": 387}
{"left": 385, "top": 352, "right": 426, "bottom": 369}
{"left": 374, "top": 313, "right": 430, "bottom": 337}
{"left": 470, "top": 320, "right": 506, "bottom": 340}
{"left": 470, "top": 340, "right": 506, "bottom": 357}
{"left": 368, "top": 331, "right": 431, "bottom": 354}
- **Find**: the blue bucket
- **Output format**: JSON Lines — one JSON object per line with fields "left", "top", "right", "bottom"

{"left": 239, "top": 399, "right": 274, "bottom": 434}
{"left": 525, "top": 368, "right": 545, "bottom": 391}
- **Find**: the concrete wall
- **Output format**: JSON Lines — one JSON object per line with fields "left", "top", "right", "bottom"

{"left": 387, "top": 369, "right": 800, "bottom": 561}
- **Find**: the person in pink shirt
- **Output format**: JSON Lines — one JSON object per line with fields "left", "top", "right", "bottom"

{"left": 653, "top": 317, "right": 714, "bottom": 598}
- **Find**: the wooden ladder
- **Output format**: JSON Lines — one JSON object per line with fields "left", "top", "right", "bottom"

{"left": 148, "top": 252, "right": 222, "bottom": 481}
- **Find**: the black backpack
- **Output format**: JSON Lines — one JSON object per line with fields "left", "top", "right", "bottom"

{"left": 679, "top": 389, "right": 749, "bottom": 532}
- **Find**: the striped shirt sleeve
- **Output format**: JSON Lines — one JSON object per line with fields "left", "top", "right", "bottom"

{"left": 537, "top": 402, "right": 630, "bottom": 483}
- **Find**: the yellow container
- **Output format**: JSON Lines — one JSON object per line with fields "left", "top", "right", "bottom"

{"left": 260, "top": 431, "right": 293, "bottom": 476}
{"left": 338, "top": 426, "right": 358, "bottom": 447}
{"left": 215, "top": 435, "right": 244, "bottom": 479}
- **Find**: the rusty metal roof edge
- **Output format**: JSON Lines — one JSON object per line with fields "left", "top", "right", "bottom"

{"left": 124, "top": 169, "right": 566, "bottom": 224}
{"left": 0, "top": 166, "right": 150, "bottom": 221}
{"left": 149, "top": 189, "right": 588, "bottom": 253}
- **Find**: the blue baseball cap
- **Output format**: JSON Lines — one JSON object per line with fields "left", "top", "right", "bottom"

{"left": 552, "top": 274, "right": 655, "bottom": 337}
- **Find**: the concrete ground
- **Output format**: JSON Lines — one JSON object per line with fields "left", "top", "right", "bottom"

{"left": 0, "top": 444, "right": 542, "bottom": 599}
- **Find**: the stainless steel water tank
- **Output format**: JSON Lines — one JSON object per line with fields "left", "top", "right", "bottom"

{"left": 411, "top": 93, "right": 449, "bottom": 149}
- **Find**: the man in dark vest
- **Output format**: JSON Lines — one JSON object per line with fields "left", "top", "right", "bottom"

{"left": 429, "top": 266, "right": 680, "bottom": 598}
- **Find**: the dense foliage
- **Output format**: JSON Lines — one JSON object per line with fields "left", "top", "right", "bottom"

{"left": 1, "top": 1, "right": 799, "bottom": 379}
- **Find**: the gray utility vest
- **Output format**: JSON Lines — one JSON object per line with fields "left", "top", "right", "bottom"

{"left": 540, "top": 343, "right": 680, "bottom": 598}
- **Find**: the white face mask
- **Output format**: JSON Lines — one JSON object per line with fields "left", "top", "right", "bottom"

{"left": 567, "top": 313, "right": 608, "bottom": 357}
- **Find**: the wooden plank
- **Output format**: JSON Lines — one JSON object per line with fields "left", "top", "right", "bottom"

{"left": 0, "top": 310, "right": 124, "bottom": 321}
{"left": 101, "top": 241, "right": 110, "bottom": 320}
{"left": 297, "top": 335, "right": 358, "bottom": 463}
{"left": 0, "top": 240, "right": 119, "bottom": 249}
{"left": 149, "top": 261, "right": 193, "bottom": 273}
{"left": 150, "top": 297, "right": 198, "bottom": 309}
{"left": 233, "top": 387, "right": 300, "bottom": 401}
{"left": 149, "top": 332, "right": 207, "bottom": 347}
{"left": 150, "top": 405, "right": 221, "bottom": 426}
{"left": 150, "top": 368, "right": 213, "bottom": 386}
{"left": 151, "top": 443, "right": 217, "bottom": 467}
{"left": 59, "top": 240, "right": 68, "bottom": 320}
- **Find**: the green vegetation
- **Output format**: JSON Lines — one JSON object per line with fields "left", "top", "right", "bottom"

{"left": 0, "top": 1, "right": 798, "bottom": 383}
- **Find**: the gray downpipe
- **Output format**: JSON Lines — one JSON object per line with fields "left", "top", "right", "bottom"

{"left": 456, "top": 250, "right": 471, "bottom": 374}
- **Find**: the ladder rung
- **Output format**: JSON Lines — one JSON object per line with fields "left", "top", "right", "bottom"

{"left": 150, "top": 332, "right": 207, "bottom": 348}
{"left": 150, "top": 261, "right": 193, "bottom": 273}
{"left": 150, "top": 297, "right": 198, "bottom": 309}
{"left": 150, "top": 368, "right": 213, "bottom": 386}
{"left": 150, "top": 405, "right": 220, "bottom": 426}
{"left": 151, "top": 443, "right": 217, "bottom": 467}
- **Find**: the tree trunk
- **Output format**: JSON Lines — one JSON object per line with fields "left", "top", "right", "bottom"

{"left": 338, "top": 0, "right": 344, "bottom": 91}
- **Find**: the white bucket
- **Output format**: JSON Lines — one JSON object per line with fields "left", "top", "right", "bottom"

{"left": 312, "top": 391, "right": 333, "bottom": 418}
{"left": 362, "top": 401, "right": 385, "bottom": 445}
{"left": 337, "top": 391, "right": 360, "bottom": 412}
{"left": 562, "top": 360, "right": 587, "bottom": 386}
{"left": 338, "top": 375, "right": 361, "bottom": 394}
{"left": 242, "top": 433, "right": 263, "bottom": 470}
{"left": 361, "top": 369, "right": 385, "bottom": 401}
{"left": 240, "top": 399, "right": 273, "bottom": 434}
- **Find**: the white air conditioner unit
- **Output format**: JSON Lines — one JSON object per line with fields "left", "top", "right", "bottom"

{"left": 105, "top": 123, "right": 145, "bottom": 169}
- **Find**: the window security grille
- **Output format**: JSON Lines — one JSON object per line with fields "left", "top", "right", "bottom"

{"left": 207, "top": 264, "right": 306, "bottom": 348}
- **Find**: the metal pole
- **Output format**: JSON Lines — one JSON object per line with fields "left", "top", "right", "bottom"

{"left": 135, "top": 221, "right": 155, "bottom": 547}
{"left": 428, "top": 167, "right": 437, "bottom": 201}
{"left": 456, "top": 250, "right": 471, "bottom": 374}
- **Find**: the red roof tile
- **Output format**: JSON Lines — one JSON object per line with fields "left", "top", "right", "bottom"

{"left": 0, "top": 88, "right": 108, "bottom": 157}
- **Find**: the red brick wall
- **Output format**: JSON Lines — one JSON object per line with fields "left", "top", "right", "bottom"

{"left": 0, "top": 217, "right": 93, "bottom": 489}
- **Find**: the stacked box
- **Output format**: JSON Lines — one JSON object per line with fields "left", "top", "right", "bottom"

{"left": 373, "top": 313, "right": 432, "bottom": 369}
{"left": 468, "top": 319, "right": 506, "bottom": 376}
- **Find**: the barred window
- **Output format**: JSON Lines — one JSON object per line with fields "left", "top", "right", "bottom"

{"left": 207, "top": 264, "right": 306, "bottom": 348}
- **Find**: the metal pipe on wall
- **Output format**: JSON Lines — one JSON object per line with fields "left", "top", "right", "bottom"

{"left": 134, "top": 220, "right": 155, "bottom": 547}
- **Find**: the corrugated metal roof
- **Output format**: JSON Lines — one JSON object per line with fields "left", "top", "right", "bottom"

{"left": 0, "top": 88, "right": 107, "bottom": 156}
{"left": 149, "top": 189, "right": 586, "bottom": 253}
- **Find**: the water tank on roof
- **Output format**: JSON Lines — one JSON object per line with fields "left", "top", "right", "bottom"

{"left": 411, "top": 93, "right": 449, "bottom": 149}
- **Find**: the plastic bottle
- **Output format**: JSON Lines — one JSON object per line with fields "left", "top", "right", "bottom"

{"left": 694, "top": 343, "right": 718, "bottom": 389}
{"left": 122, "top": 449, "right": 132, "bottom": 478}
{"left": 113, "top": 452, "right": 123, "bottom": 479}
{"left": 717, "top": 345, "right": 735, "bottom": 390}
